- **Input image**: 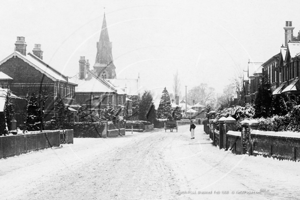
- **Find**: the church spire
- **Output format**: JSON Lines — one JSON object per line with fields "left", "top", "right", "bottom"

{"left": 100, "top": 13, "right": 110, "bottom": 44}
{"left": 94, "top": 12, "right": 112, "bottom": 65}
{"left": 93, "top": 12, "right": 116, "bottom": 79}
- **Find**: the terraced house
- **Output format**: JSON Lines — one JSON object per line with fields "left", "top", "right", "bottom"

{"left": 243, "top": 21, "right": 300, "bottom": 104}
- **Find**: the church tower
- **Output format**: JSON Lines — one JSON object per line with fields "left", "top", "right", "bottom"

{"left": 93, "top": 13, "right": 116, "bottom": 79}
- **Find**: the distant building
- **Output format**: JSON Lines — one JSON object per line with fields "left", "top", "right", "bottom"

{"left": 70, "top": 56, "right": 126, "bottom": 119}
{"left": 92, "top": 13, "right": 116, "bottom": 79}
{"left": 0, "top": 37, "right": 77, "bottom": 126}
{"left": 75, "top": 13, "right": 140, "bottom": 119}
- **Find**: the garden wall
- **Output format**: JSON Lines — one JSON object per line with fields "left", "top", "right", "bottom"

{"left": 251, "top": 130, "right": 300, "bottom": 161}
{"left": 220, "top": 129, "right": 300, "bottom": 161}
{"left": 107, "top": 121, "right": 126, "bottom": 137}
{"left": 65, "top": 122, "right": 105, "bottom": 138}
{"left": 126, "top": 123, "right": 144, "bottom": 132}
{"left": 144, "top": 124, "right": 154, "bottom": 132}
{"left": 125, "top": 121, "right": 154, "bottom": 132}
{"left": 59, "top": 129, "right": 74, "bottom": 144}
{"left": 0, "top": 130, "right": 65, "bottom": 159}
{"left": 154, "top": 120, "right": 164, "bottom": 128}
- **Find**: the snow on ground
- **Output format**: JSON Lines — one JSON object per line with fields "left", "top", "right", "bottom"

{"left": 0, "top": 125, "right": 300, "bottom": 200}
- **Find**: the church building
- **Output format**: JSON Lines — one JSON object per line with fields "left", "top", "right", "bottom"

{"left": 72, "top": 13, "right": 139, "bottom": 119}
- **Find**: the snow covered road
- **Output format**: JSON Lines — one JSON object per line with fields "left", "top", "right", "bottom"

{"left": 1, "top": 125, "right": 300, "bottom": 200}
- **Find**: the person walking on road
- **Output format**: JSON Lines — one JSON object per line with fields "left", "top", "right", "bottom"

{"left": 190, "top": 120, "right": 196, "bottom": 139}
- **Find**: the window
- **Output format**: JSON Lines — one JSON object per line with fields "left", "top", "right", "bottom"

{"left": 270, "top": 65, "right": 272, "bottom": 83}
{"left": 54, "top": 85, "right": 57, "bottom": 97}
{"left": 67, "top": 86, "right": 70, "bottom": 97}
{"left": 101, "top": 71, "right": 107, "bottom": 79}
{"left": 293, "top": 61, "right": 297, "bottom": 78}
{"left": 279, "top": 72, "right": 281, "bottom": 83}
{"left": 296, "top": 60, "right": 300, "bottom": 77}
{"left": 112, "top": 95, "right": 115, "bottom": 106}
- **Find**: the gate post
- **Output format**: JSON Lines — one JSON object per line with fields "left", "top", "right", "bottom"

{"left": 219, "top": 121, "right": 225, "bottom": 149}
{"left": 223, "top": 116, "right": 236, "bottom": 150}
{"left": 240, "top": 119, "right": 258, "bottom": 155}
{"left": 240, "top": 120, "right": 249, "bottom": 154}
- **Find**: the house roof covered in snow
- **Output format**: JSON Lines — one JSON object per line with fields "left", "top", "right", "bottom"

{"left": 70, "top": 73, "right": 116, "bottom": 93}
{"left": 287, "top": 41, "right": 300, "bottom": 59}
{"left": 106, "top": 78, "right": 139, "bottom": 96}
{"left": 0, "top": 51, "right": 76, "bottom": 85}
{"left": 248, "top": 62, "right": 263, "bottom": 78}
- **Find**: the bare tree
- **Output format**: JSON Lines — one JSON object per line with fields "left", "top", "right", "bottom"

{"left": 173, "top": 71, "right": 181, "bottom": 103}
{"left": 216, "top": 83, "right": 236, "bottom": 109}
{"left": 187, "top": 83, "right": 216, "bottom": 106}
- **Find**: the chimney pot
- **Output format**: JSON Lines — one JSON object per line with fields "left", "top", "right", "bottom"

{"left": 284, "top": 21, "right": 294, "bottom": 47}
{"left": 79, "top": 56, "right": 86, "bottom": 80}
{"left": 15, "top": 36, "right": 27, "bottom": 55}
{"left": 32, "top": 44, "right": 43, "bottom": 59}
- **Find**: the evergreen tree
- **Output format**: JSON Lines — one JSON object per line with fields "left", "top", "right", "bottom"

{"left": 172, "top": 106, "right": 182, "bottom": 120}
{"left": 270, "top": 95, "right": 288, "bottom": 116}
{"left": 5, "top": 91, "right": 15, "bottom": 130}
{"left": 54, "top": 94, "right": 66, "bottom": 128}
{"left": 26, "top": 93, "right": 45, "bottom": 131}
{"left": 146, "top": 103, "right": 156, "bottom": 124}
{"left": 157, "top": 87, "right": 172, "bottom": 119}
{"left": 254, "top": 75, "right": 272, "bottom": 118}
{"left": 139, "top": 91, "right": 153, "bottom": 120}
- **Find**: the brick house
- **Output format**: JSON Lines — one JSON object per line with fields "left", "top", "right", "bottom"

{"left": 0, "top": 37, "right": 77, "bottom": 126}
{"left": 242, "top": 21, "right": 300, "bottom": 104}
{"left": 70, "top": 56, "right": 126, "bottom": 119}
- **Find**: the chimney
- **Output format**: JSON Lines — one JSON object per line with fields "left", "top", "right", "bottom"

{"left": 86, "top": 59, "right": 90, "bottom": 71}
{"left": 32, "top": 44, "right": 43, "bottom": 59}
{"left": 15, "top": 36, "right": 27, "bottom": 55}
{"left": 79, "top": 56, "right": 86, "bottom": 80}
{"left": 284, "top": 21, "right": 294, "bottom": 47}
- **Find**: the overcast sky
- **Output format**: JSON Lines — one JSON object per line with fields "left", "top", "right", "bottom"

{"left": 1, "top": 0, "right": 300, "bottom": 97}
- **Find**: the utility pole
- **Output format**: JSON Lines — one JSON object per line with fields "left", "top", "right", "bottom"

{"left": 185, "top": 86, "right": 187, "bottom": 112}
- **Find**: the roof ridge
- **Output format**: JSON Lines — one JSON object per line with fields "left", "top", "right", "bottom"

{"left": 28, "top": 52, "right": 68, "bottom": 81}
{"left": 87, "top": 70, "right": 117, "bottom": 92}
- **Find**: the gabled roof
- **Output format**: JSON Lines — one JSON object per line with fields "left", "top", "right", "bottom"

{"left": 280, "top": 46, "right": 287, "bottom": 62}
{"left": 248, "top": 62, "right": 263, "bottom": 78}
{"left": 70, "top": 73, "right": 116, "bottom": 93}
{"left": 287, "top": 42, "right": 300, "bottom": 59}
{"left": 0, "top": 51, "right": 76, "bottom": 85}
{"left": 261, "top": 53, "right": 280, "bottom": 67}
{"left": 106, "top": 78, "right": 139, "bottom": 96}
{"left": 87, "top": 69, "right": 116, "bottom": 89}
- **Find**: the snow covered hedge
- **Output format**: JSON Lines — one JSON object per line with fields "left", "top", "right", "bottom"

{"left": 216, "top": 104, "right": 300, "bottom": 132}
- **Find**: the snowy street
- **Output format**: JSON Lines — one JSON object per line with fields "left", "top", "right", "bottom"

{"left": 1, "top": 125, "right": 300, "bottom": 200}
